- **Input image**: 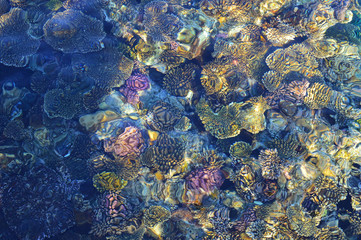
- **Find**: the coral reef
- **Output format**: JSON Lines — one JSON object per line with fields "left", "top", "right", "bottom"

{"left": 259, "top": 149, "right": 282, "bottom": 180}
{"left": 1, "top": 165, "right": 77, "bottom": 240}
{"left": 44, "top": 88, "right": 83, "bottom": 119}
{"left": 0, "top": 0, "right": 361, "bottom": 239}
{"left": 147, "top": 101, "right": 182, "bottom": 132}
{"left": 265, "top": 43, "right": 323, "bottom": 79}
{"left": 0, "top": 8, "right": 40, "bottom": 67}
{"left": 163, "top": 64, "right": 196, "bottom": 97}
{"left": 103, "top": 126, "right": 145, "bottom": 157}
{"left": 185, "top": 167, "right": 225, "bottom": 204}
{"left": 143, "top": 205, "right": 171, "bottom": 228}
{"left": 126, "top": 73, "right": 150, "bottom": 91}
{"left": 92, "top": 171, "right": 128, "bottom": 192}
{"left": 43, "top": 9, "right": 105, "bottom": 53}
{"left": 229, "top": 141, "right": 252, "bottom": 159}
{"left": 72, "top": 40, "right": 134, "bottom": 89}
{"left": 91, "top": 191, "right": 141, "bottom": 237}
{"left": 142, "top": 133, "right": 185, "bottom": 174}
{"left": 196, "top": 96, "right": 270, "bottom": 138}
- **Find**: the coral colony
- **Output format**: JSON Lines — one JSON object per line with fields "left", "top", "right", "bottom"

{"left": 1, "top": 0, "right": 361, "bottom": 239}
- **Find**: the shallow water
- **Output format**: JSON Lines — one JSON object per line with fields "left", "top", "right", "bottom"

{"left": 0, "top": 0, "right": 361, "bottom": 239}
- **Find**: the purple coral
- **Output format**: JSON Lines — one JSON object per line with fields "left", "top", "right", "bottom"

{"left": 120, "top": 73, "right": 150, "bottom": 106}
{"left": 119, "top": 87, "right": 140, "bottom": 106}
{"left": 126, "top": 73, "right": 150, "bottom": 91}
{"left": 103, "top": 192, "right": 128, "bottom": 218}
{"left": 185, "top": 167, "right": 225, "bottom": 204}
{"left": 91, "top": 191, "right": 141, "bottom": 237}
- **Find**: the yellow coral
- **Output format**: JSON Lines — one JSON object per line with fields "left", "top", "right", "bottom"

{"left": 286, "top": 204, "right": 320, "bottom": 237}
{"left": 196, "top": 96, "right": 269, "bottom": 138}
{"left": 304, "top": 82, "right": 332, "bottom": 109}
{"left": 143, "top": 206, "right": 171, "bottom": 228}
{"left": 92, "top": 171, "right": 127, "bottom": 192}
{"left": 229, "top": 141, "right": 252, "bottom": 158}
{"left": 163, "top": 64, "right": 196, "bottom": 97}
{"left": 266, "top": 43, "right": 323, "bottom": 78}
{"left": 261, "top": 70, "right": 283, "bottom": 92}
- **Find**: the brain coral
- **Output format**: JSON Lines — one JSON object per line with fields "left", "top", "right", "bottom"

{"left": 43, "top": 9, "right": 105, "bottom": 53}
{"left": 0, "top": 8, "right": 40, "bottom": 67}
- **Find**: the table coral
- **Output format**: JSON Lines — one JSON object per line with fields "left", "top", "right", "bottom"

{"left": 44, "top": 9, "right": 105, "bottom": 53}
{"left": 0, "top": 8, "right": 40, "bottom": 67}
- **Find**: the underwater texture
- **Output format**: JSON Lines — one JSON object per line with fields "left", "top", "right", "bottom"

{"left": 2, "top": 0, "right": 361, "bottom": 239}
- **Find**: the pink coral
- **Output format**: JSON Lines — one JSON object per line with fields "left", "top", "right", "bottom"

{"left": 126, "top": 73, "right": 150, "bottom": 91}
{"left": 185, "top": 167, "right": 225, "bottom": 204}
{"left": 104, "top": 126, "right": 145, "bottom": 157}
{"left": 103, "top": 192, "right": 127, "bottom": 218}
{"left": 119, "top": 87, "right": 140, "bottom": 106}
